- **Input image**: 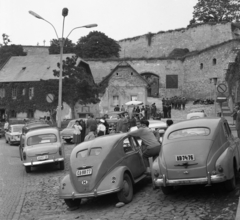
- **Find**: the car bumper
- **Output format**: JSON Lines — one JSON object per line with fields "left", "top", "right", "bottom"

{"left": 62, "top": 136, "right": 73, "bottom": 140}
{"left": 23, "top": 157, "right": 64, "bottom": 166}
{"left": 154, "top": 173, "right": 227, "bottom": 187}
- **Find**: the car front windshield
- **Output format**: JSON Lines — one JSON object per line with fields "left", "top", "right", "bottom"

{"left": 169, "top": 127, "right": 210, "bottom": 140}
{"left": 12, "top": 125, "right": 24, "bottom": 132}
{"left": 27, "top": 134, "right": 57, "bottom": 146}
{"left": 67, "top": 121, "right": 75, "bottom": 128}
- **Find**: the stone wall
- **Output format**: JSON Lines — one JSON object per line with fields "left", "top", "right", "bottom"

{"left": 118, "top": 23, "right": 233, "bottom": 58}
{"left": 22, "top": 46, "right": 49, "bottom": 56}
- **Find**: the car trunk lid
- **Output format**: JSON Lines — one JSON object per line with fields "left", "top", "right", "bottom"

{"left": 25, "top": 143, "right": 59, "bottom": 157}
{"left": 163, "top": 139, "right": 213, "bottom": 179}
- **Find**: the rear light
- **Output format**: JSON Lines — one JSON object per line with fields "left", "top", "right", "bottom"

{"left": 59, "top": 147, "right": 62, "bottom": 156}
{"left": 23, "top": 152, "right": 26, "bottom": 160}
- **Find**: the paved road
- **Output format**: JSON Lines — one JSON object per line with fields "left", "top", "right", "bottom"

{"left": 0, "top": 139, "right": 26, "bottom": 220}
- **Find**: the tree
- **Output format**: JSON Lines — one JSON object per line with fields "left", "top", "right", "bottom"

{"left": 75, "top": 31, "right": 121, "bottom": 58}
{"left": 48, "top": 38, "right": 75, "bottom": 54}
{"left": 190, "top": 0, "right": 240, "bottom": 24}
{"left": 1, "top": 33, "right": 11, "bottom": 46}
{"left": 53, "top": 55, "right": 100, "bottom": 118}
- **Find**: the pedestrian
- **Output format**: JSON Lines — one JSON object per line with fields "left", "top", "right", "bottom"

{"left": 136, "top": 106, "right": 140, "bottom": 114}
{"left": 79, "top": 119, "right": 86, "bottom": 142}
{"left": 114, "top": 105, "right": 120, "bottom": 111}
{"left": 4, "top": 120, "right": 9, "bottom": 131}
{"left": 166, "top": 119, "right": 173, "bottom": 128}
{"left": 163, "top": 104, "right": 168, "bottom": 118}
{"left": 167, "top": 103, "right": 172, "bottom": 118}
{"left": 97, "top": 119, "right": 106, "bottom": 136}
{"left": 103, "top": 115, "right": 110, "bottom": 134}
{"left": 84, "top": 125, "right": 97, "bottom": 141}
{"left": 120, "top": 105, "right": 125, "bottom": 111}
{"left": 121, "top": 113, "right": 129, "bottom": 132}
{"left": 85, "top": 114, "right": 97, "bottom": 134}
{"left": 128, "top": 119, "right": 161, "bottom": 169}
{"left": 232, "top": 105, "right": 238, "bottom": 125}
{"left": 236, "top": 106, "right": 240, "bottom": 138}
{"left": 182, "top": 97, "right": 187, "bottom": 110}
{"left": 73, "top": 121, "right": 82, "bottom": 144}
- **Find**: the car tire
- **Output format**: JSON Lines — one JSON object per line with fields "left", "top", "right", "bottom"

{"left": 161, "top": 186, "right": 174, "bottom": 195}
{"left": 59, "top": 161, "right": 65, "bottom": 170}
{"left": 9, "top": 139, "right": 12, "bottom": 145}
{"left": 5, "top": 138, "right": 8, "bottom": 143}
{"left": 25, "top": 166, "right": 31, "bottom": 173}
{"left": 117, "top": 173, "right": 133, "bottom": 204}
{"left": 65, "top": 139, "right": 72, "bottom": 144}
{"left": 64, "top": 199, "right": 81, "bottom": 208}
{"left": 224, "top": 164, "right": 237, "bottom": 191}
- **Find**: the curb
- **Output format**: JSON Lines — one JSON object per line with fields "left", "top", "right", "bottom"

{"left": 11, "top": 169, "right": 27, "bottom": 220}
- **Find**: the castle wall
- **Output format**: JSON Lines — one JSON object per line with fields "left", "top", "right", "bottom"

{"left": 22, "top": 46, "right": 49, "bottom": 56}
{"left": 118, "top": 23, "right": 233, "bottom": 58}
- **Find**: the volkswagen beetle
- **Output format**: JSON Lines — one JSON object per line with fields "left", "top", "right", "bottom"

{"left": 22, "top": 127, "right": 65, "bottom": 173}
{"left": 152, "top": 117, "right": 240, "bottom": 195}
{"left": 59, "top": 133, "right": 147, "bottom": 208}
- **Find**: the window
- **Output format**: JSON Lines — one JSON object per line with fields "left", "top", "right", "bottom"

{"left": 29, "top": 87, "right": 34, "bottom": 99}
{"left": 89, "top": 147, "right": 102, "bottom": 156}
{"left": 22, "top": 88, "right": 26, "bottom": 96}
{"left": 131, "top": 95, "right": 138, "bottom": 101}
{"left": 12, "top": 87, "right": 17, "bottom": 99}
{"left": 27, "top": 134, "right": 57, "bottom": 146}
{"left": 223, "top": 122, "right": 232, "bottom": 137}
{"left": 10, "top": 110, "right": 16, "bottom": 118}
{"left": 77, "top": 149, "right": 88, "bottom": 158}
{"left": 27, "top": 109, "right": 34, "bottom": 118}
{"left": 123, "top": 138, "right": 134, "bottom": 153}
{"left": 166, "top": 75, "right": 178, "bottom": 89}
{"left": 200, "top": 63, "right": 203, "bottom": 69}
{"left": 113, "top": 96, "right": 119, "bottom": 106}
{"left": 82, "top": 106, "right": 90, "bottom": 112}
{"left": 0, "top": 88, "right": 5, "bottom": 98}
{"left": 213, "top": 58, "right": 217, "bottom": 65}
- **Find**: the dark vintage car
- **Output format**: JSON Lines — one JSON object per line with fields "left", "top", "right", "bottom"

{"left": 104, "top": 111, "right": 128, "bottom": 132}
{"left": 152, "top": 118, "right": 240, "bottom": 194}
{"left": 59, "top": 133, "right": 147, "bottom": 208}
{"left": 19, "top": 122, "right": 50, "bottom": 161}
{"left": 22, "top": 127, "right": 65, "bottom": 173}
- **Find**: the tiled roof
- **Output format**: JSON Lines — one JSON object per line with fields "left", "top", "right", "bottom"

{"left": 0, "top": 54, "right": 75, "bottom": 82}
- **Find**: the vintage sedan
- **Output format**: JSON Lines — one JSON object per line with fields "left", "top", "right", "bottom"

{"left": 22, "top": 127, "right": 65, "bottom": 173}
{"left": 59, "top": 133, "right": 147, "bottom": 208}
{"left": 5, "top": 124, "right": 24, "bottom": 145}
{"left": 152, "top": 117, "right": 240, "bottom": 195}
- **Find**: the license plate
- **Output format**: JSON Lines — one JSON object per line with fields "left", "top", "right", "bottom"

{"left": 76, "top": 168, "right": 92, "bottom": 177}
{"left": 175, "top": 154, "right": 194, "bottom": 161}
{"left": 37, "top": 155, "right": 48, "bottom": 161}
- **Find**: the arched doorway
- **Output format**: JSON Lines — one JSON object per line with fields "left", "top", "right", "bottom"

{"left": 141, "top": 72, "right": 159, "bottom": 97}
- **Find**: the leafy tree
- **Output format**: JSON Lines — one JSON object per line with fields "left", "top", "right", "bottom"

{"left": 1, "top": 33, "right": 11, "bottom": 46}
{"left": 190, "top": 0, "right": 240, "bottom": 24}
{"left": 75, "top": 31, "right": 121, "bottom": 58}
{"left": 49, "top": 38, "right": 75, "bottom": 54}
{"left": 53, "top": 55, "right": 100, "bottom": 118}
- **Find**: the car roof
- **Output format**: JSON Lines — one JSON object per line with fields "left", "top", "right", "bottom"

{"left": 23, "top": 122, "right": 49, "bottom": 129}
{"left": 187, "top": 112, "right": 205, "bottom": 119}
{"left": 190, "top": 108, "right": 204, "bottom": 112}
{"left": 26, "top": 127, "right": 59, "bottom": 137}
{"left": 10, "top": 124, "right": 24, "bottom": 126}
{"left": 130, "top": 120, "right": 167, "bottom": 131}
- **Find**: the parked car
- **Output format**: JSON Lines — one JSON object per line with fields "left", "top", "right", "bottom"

{"left": 130, "top": 120, "right": 167, "bottom": 143}
{"left": 59, "top": 133, "right": 147, "bottom": 208}
{"left": 5, "top": 124, "right": 24, "bottom": 145}
{"left": 60, "top": 118, "right": 86, "bottom": 143}
{"left": 22, "top": 127, "right": 65, "bottom": 173}
{"left": 152, "top": 118, "right": 240, "bottom": 195}
{"left": 186, "top": 112, "right": 206, "bottom": 120}
{"left": 19, "top": 122, "right": 50, "bottom": 161}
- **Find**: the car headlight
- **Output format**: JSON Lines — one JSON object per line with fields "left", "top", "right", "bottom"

{"left": 217, "top": 165, "right": 224, "bottom": 173}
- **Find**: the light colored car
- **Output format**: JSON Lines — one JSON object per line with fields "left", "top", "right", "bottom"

{"left": 59, "top": 133, "right": 147, "bottom": 208}
{"left": 186, "top": 112, "right": 206, "bottom": 120}
{"left": 60, "top": 118, "right": 86, "bottom": 143}
{"left": 5, "top": 124, "right": 24, "bottom": 145}
{"left": 22, "top": 127, "right": 65, "bottom": 173}
{"left": 152, "top": 118, "right": 240, "bottom": 195}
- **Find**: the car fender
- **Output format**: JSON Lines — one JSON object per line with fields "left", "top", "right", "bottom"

{"left": 97, "top": 166, "right": 132, "bottom": 192}
{"left": 59, "top": 174, "right": 77, "bottom": 198}
{"left": 216, "top": 147, "right": 234, "bottom": 179}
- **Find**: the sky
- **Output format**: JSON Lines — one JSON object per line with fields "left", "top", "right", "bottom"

{"left": 0, "top": 0, "right": 198, "bottom": 46}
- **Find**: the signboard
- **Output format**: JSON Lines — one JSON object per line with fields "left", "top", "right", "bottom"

{"left": 217, "top": 83, "right": 227, "bottom": 93}
{"left": 46, "top": 94, "right": 54, "bottom": 103}
{"left": 216, "top": 93, "right": 227, "bottom": 103}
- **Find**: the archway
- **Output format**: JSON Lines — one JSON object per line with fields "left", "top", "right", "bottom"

{"left": 141, "top": 72, "right": 159, "bottom": 97}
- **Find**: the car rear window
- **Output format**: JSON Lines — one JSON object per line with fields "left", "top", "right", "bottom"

{"left": 27, "top": 134, "right": 57, "bottom": 146}
{"left": 77, "top": 149, "right": 88, "bottom": 158}
{"left": 89, "top": 147, "right": 102, "bottom": 156}
{"left": 168, "top": 127, "right": 210, "bottom": 140}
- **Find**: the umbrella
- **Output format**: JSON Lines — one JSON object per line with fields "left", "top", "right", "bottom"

{"left": 125, "top": 101, "right": 143, "bottom": 106}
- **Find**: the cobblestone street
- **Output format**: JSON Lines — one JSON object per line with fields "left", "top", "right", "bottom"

{"left": 1, "top": 103, "right": 239, "bottom": 220}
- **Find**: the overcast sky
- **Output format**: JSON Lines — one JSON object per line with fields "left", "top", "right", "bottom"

{"left": 0, "top": 0, "right": 198, "bottom": 46}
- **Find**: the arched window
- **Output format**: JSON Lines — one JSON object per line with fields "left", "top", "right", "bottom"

{"left": 213, "top": 58, "right": 217, "bottom": 65}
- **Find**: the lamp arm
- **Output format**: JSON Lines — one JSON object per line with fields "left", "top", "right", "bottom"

{"left": 65, "top": 26, "right": 85, "bottom": 41}
{"left": 43, "top": 19, "right": 60, "bottom": 40}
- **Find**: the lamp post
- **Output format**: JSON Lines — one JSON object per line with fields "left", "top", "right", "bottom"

{"left": 29, "top": 9, "right": 97, "bottom": 128}
{"left": 209, "top": 77, "right": 218, "bottom": 116}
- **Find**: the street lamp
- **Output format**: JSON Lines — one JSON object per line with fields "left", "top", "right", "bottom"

{"left": 29, "top": 9, "right": 97, "bottom": 128}
{"left": 209, "top": 77, "right": 218, "bottom": 116}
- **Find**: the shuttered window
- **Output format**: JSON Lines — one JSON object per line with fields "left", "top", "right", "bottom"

{"left": 166, "top": 75, "right": 178, "bottom": 89}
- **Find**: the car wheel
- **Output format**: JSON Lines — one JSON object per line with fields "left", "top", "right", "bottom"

{"left": 224, "top": 164, "right": 237, "bottom": 191}
{"left": 117, "top": 173, "right": 133, "bottom": 204}
{"left": 5, "top": 138, "right": 8, "bottom": 143}
{"left": 59, "top": 161, "right": 65, "bottom": 170}
{"left": 65, "top": 139, "right": 72, "bottom": 144}
{"left": 161, "top": 186, "right": 174, "bottom": 195}
{"left": 25, "top": 166, "right": 31, "bottom": 173}
{"left": 64, "top": 199, "right": 81, "bottom": 208}
{"left": 8, "top": 139, "right": 12, "bottom": 145}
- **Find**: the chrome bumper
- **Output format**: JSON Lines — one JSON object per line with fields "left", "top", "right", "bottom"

{"left": 154, "top": 174, "right": 227, "bottom": 187}
{"left": 59, "top": 187, "right": 121, "bottom": 199}
{"left": 23, "top": 158, "right": 64, "bottom": 166}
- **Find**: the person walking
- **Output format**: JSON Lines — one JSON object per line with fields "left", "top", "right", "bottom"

{"left": 73, "top": 121, "right": 82, "bottom": 145}
{"left": 97, "top": 119, "right": 106, "bottom": 136}
{"left": 85, "top": 114, "right": 97, "bottom": 135}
